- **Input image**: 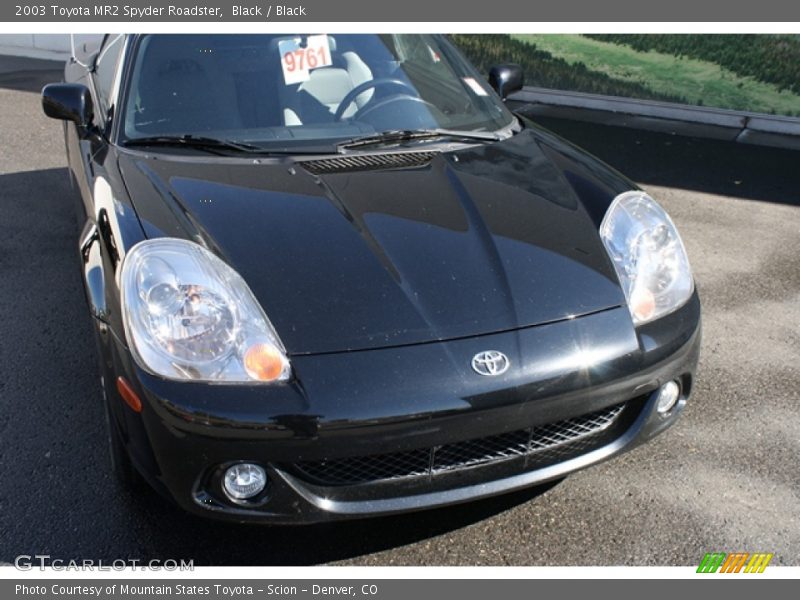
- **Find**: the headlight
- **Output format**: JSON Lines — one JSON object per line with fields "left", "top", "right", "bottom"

{"left": 120, "top": 238, "right": 291, "bottom": 382}
{"left": 600, "top": 191, "right": 693, "bottom": 325}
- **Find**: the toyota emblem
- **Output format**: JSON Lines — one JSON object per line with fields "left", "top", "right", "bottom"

{"left": 471, "top": 350, "right": 510, "bottom": 376}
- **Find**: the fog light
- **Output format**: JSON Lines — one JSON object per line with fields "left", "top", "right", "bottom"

{"left": 223, "top": 463, "right": 267, "bottom": 500}
{"left": 656, "top": 381, "right": 680, "bottom": 414}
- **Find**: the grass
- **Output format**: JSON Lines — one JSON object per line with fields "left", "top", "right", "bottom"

{"left": 511, "top": 34, "right": 800, "bottom": 116}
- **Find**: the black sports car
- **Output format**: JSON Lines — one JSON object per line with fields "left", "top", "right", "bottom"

{"left": 41, "top": 34, "right": 701, "bottom": 523}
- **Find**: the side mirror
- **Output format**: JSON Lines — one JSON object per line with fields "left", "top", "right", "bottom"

{"left": 41, "top": 83, "right": 94, "bottom": 129}
{"left": 488, "top": 64, "right": 524, "bottom": 100}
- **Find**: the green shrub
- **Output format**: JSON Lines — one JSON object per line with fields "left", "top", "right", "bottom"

{"left": 586, "top": 34, "right": 800, "bottom": 94}
{"left": 450, "top": 34, "right": 687, "bottom": 103}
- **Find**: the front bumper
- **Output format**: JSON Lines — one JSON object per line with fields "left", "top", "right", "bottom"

{"left": 103, "top": 293, "right": 701, "bottom": 524}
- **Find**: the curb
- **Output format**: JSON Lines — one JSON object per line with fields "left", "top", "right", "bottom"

{"left": 510, "top": 87, "right": 800, "bottom": 151}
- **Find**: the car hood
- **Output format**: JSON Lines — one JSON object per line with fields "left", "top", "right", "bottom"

{"left": 117, "top": 128, "right": 631, "bottom": 355}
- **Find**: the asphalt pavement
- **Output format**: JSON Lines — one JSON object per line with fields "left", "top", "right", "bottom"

{"left": 0, "top": 56, "right": 798, "bottom": 566}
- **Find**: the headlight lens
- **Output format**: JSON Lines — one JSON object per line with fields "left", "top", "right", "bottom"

{"left": 120, "top": 238, "right": 291, "bottom": 382}
{"left": 600, "top": 191, "right": 693, "bottom": 325}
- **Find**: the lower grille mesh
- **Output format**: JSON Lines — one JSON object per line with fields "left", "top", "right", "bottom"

{"left": 291, "top": 403, "right": 626, "bottom": 486}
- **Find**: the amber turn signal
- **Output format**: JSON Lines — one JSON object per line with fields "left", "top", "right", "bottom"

{"left": 116, "top": 376, "right": 143, "bottom": 413}
{"left": 243, "top": 343, "right": 286, "bottom": 382}
{"left": 631, "top": 288, "right": 656, "bottom": 323}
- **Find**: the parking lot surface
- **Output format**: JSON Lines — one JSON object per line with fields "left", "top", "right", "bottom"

{"left": 0, "top": 57, "right": 798, "bottom": 566}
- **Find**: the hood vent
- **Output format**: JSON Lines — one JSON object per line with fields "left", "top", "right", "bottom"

{"left": 299, "top": 151, "right": 440, "bottom": 175}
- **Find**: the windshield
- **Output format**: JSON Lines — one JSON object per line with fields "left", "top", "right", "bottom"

{"left": 121, "top": 34, "right": 515, "bottom": 149}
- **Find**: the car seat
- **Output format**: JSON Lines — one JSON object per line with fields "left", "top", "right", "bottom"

{"left": 278, "top": 37, "right": 374, "bottom": 126}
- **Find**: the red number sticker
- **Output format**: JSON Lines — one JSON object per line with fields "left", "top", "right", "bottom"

{"left": 279, "top": 36, "right": 333, "bottom": 85}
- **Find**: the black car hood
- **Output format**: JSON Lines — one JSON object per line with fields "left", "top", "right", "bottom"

{"left": 117, "top": 128, "right": 632, "bottom": 355}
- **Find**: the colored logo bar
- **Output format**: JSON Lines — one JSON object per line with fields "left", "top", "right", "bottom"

{"left": 697, "top": 552, "right": 773, "bottom": 573}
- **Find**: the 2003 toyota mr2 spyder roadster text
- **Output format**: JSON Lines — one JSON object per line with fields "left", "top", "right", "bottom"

{"left": 41, "top": 33, "right": 701, "bottom": 523}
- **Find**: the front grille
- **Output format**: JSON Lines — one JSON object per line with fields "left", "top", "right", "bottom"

{"left": 291, "top": 403, "right": 627, "bottom": 486}
{"left": 299, "top": 151, "right": 439, "bottom": 175}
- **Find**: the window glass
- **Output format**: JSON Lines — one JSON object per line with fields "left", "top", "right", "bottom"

{"left": 121, "top": 34, "right": 515, "bottom": 148}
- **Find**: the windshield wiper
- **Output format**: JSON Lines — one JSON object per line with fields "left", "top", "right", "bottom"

{"left": 336, "top": 128, "right": 503, "bottom": 152}
{"left": 123, "top": 135, "right": 262, "bottom": 155}
{"left": 124, "top": 135, "right": 342, "bottom": 156}
{"left": 124, "top": 129, "right": 504, "bottom": 156}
